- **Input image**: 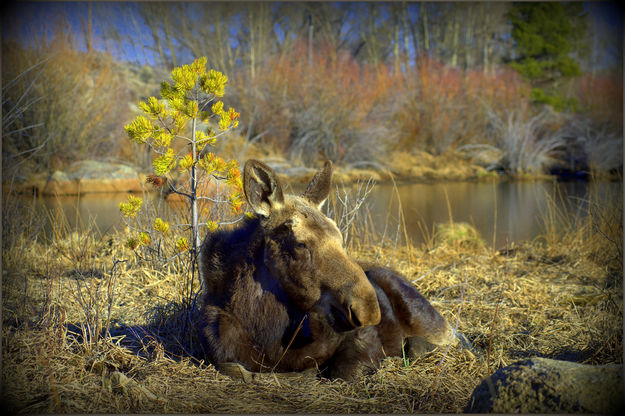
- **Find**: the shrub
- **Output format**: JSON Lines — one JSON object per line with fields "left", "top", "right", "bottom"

{"left": 232, "top": 42, "right": 537, "bottom": 166}
{"left": 575, "top": 73, "right": 623, "bottom": 131}
{"left": 486, "top": 104, "right": 569, "bottom": 174}
{"left": 233, "top": 39, "right": 400, "bottom": 166}
{"left": 434, "top": 221, "right": 484, "bottom": 250}
{"left": 395, "top": 58, "right": 528, "bottom": 155}
{"left": 563, "top": 115, "right": 623, "bottom": 175}
{"left": 1, "top": 29, "right": 130, "bottom": 178}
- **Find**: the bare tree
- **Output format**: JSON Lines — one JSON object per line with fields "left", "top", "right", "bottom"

{"left": 475, "top": 3, "right": 511, "bottom": 74}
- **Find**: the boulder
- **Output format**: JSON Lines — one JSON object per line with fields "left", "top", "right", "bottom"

{"left": 465, "top": 357, "right": 624, "bottom": 414}
{"left": 42, "top": 160, "right": 143, "bottom": 195}
{"left": 42, "top": 170, "right": 77, "bottom": 195}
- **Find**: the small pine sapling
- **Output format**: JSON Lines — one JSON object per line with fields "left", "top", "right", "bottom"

{"left": 121, "top": 57, "right": 243, "bottom": 302}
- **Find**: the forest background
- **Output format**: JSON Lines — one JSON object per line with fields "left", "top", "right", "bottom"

{"left": 2, "top": 1, "right": 623, "bottom": 181}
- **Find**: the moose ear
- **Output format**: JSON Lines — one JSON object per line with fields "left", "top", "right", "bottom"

{"left": 243, "top": 160, "right": 284, "bottom": 217}
{"left": 302, "top": 160, "right": 333, "bottom": 209}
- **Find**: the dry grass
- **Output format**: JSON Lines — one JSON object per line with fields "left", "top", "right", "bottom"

{"left": 2, "top": 186, "right": 622, "bottom": 413}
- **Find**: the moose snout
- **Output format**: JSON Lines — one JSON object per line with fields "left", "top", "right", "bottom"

{"left": 318, "top": 248, "right": 382, "bottom": 330}
{"left": 323, "top": 282, "right": 381, "bottom": 332}
{"left": 346, "top": 289, "right": 381, "bottom": 328}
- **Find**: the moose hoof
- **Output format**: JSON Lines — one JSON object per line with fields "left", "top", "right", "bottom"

{"left": 405, "top": 336, "right": 437, "bottom": 358}
{"left": 455, "top": 331, "right": 474, "bottom": 351}
{"left": 214, "top": 362, "right": 254, "bottom": 383}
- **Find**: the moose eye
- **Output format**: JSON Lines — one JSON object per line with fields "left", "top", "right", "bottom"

{"left": 296, "top": 242, "right": 307, "bottom": 250}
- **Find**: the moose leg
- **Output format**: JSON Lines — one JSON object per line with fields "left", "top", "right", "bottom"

{"left": 201, "top": 306, "right": 268, "bottom": 372}
{"left": 214, "top": 362, "right": 317, "bottom": 383}
{"left": 363, "top": 266, "right": 457, "bottom": 349}
{"left": 405, "top": 331, "right": 474, "bottom": 358}
{"left": 203, "top": 306, "right": 339, "bottom": 380}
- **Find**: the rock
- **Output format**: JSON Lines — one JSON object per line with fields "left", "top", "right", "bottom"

{"left": 463, "top": 147, "right": 503, "bottom": 170}
{"left": 66, "top": 160, "right": 138, "bottom": 180}
{"left": 3, "top": 172, "right": 49, "bottom": 195}
{"left": 333, "top": 168, "right": 386, "bottom": 184}
{"left": 465, "top": 357, "right": 624, "bottom": 414}
{"left": 41, "top": 160, "right": 143, "bottom": 195}
{"left": 260, "top": 159, "right": 318, "bottom": 184}
{"left": 42, "top": 170, "right": 78, "bottom": 195}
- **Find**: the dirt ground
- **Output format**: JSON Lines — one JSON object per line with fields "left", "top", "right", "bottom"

{"left": 2, "top": 185, "right": 622, "bottom": 413}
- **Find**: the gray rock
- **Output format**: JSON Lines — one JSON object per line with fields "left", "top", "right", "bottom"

{"left": 43, "top": 160, "right": 143, "bottom": 195}
{"left": 65, "top": 160, "right": 139, "bottom": 180}
{"left": 49, "top": 170, "right": 71, "bottom": 182}
{"left": 466, "top": 357, "right": 624, "bottom": 414}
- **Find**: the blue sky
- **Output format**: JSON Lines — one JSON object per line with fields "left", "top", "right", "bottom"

{"left": 2, "top": 2, "right": 156, "bottom": 63}
{"left": 2, "top": 1, "right": 622, "bottom": 68}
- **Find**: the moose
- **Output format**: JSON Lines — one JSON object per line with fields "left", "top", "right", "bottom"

{"left": 199, "top": 159, "right": 465, "bottom": 380}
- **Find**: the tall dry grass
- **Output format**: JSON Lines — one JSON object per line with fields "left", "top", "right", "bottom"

{"left": 537, "top": 181, "right": 623, "bottom": 284}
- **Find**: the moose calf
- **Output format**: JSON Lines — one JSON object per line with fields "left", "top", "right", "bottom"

{"left": 199, "top": 159, "right": 463, "bottom": 380}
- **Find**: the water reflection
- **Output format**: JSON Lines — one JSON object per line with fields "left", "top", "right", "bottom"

{"left": 365, "top": 181, "right": 620, "bottom": 249}
{"left": 25, "top": 193, "right": 130, "bottom": 236}
{"left": 12, "top": 181, "right": 622, "bottom": 249}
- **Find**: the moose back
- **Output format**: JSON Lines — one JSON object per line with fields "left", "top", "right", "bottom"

{"left": 198, "top": 159, "right": 459, "bottom": 379}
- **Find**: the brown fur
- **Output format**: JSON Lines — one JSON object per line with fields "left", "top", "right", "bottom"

{"left": 198, "top": 160, "right": 457, "bottom": 380}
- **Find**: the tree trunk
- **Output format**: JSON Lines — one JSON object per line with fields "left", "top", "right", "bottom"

{"left": 421, "top": 2, "right": 429, "bottom": 57}
{"left": 86, "top": 3, "right": 92, "bottom": 54}
{"left": 393, "top": 10, "right": 400, "bottom": 76}
{"left": 308, "top": 13, "right": 314, "bottom": 71}
{"left": 367, "top": 4, "right": 379, "bottom": 68}
{"left": 464, "top": 6, "right": 474, "bottom": 69}
{"left": 248, "top": 5, "right": 256, "bottom": 80}
{"left": 190, "top": 109, "right": 199, "bottom": 299}
{"left": 482, "top": 7, "right": 490, "bottom": 75}
{"left": 410, "top": 5, "right": 420, "bottom": 66}
{"left": 451, "top": 8, "right": 459, "bottom": 68}
{"left": 163, "top": 18, "right": 177, "bottom": 68}
{"left": 402, "top": 2, "right": 411, "bottom": 71}
{"left": 129, "top": 12, "right": 148, "bottom": 65}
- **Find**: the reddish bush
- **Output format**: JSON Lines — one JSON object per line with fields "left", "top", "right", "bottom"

{"left": 233, "top": 39, "right": 402, "bottom": 166}
{"left": 575, "top": 73, "right": 623, "bottom": 129}
{"left": 234, "top": 44, "right": 532, "bottom": 163}
{"left": 395, "top": 58, "right": 528, "bottom": 154}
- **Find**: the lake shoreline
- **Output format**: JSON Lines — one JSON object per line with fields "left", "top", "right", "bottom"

{"left": 277, "top": 150, "right": 621, "bottom": 186}
{"left": 4, "top": 149, "right": 621, "bottom": 197}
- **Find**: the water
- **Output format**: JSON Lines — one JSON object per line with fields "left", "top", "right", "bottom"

{"left": 11, "top": 180, "right": 622, "bottom": 249}
{"left": 360, "top": 180, "right": 621, "bottom": 249}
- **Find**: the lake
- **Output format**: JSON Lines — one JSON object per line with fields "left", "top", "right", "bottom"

{"left": 357, "top": 180, "right": 621, "bottom": 249}
{"left": 13, "top": 180, "right": 622, "bottom": 250}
